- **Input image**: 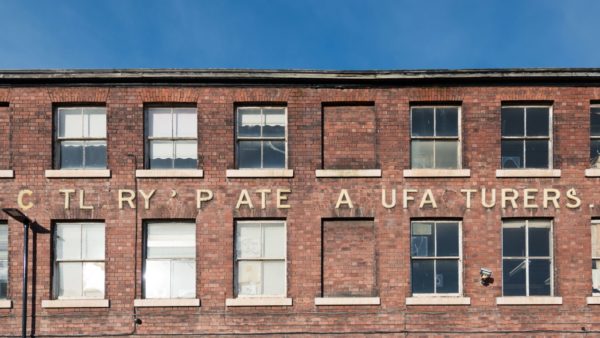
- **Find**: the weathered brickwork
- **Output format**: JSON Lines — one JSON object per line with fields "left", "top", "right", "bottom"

{"left": 0, "top": 70, "right": 598, "bottom": 336}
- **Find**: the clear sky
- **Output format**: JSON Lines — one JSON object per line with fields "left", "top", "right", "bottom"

{"left": 1, "top": 0, "right": 599, "bottom": 70}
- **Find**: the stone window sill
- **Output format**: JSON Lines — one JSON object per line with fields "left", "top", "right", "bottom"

{"left": 496, "top": 296, "right": 562, "bottom": 305}
{"left": 495, "top": 169, "right": 561, "bottom": 178}
{"left": 45, "top": 169, "right": 111, "bottom": 178}
{"left": 403, "top": 169, "right": 470, "bottom": 178}
{"left": 314, "top": 297, "right": 380, "bottom": 306}
{"left": 406, "top": 296, "right": 470, "bottom": 305}
{"left": 226, "top": 169, "right": 294, "bottom": 178}
{"left": 135, "top": 169, "right": 204, "bottom": 178}
{"left": 315, "top": 169, "right": 381, "bottom": 178}
{"left": 42, "top": 299, "right": 110, "bottom": 308}
{"left": 134, "top": 298, "right": 200, "bottom": 307}
{"left": 0, "top": 170, "right": 14, "bottom": 178}
{"left": 0, "top": 299, "right": 11, "bottom": 308}
{"left": 586, "top": 296, "right": 600, "bottom": 304}
{"left": 585, "top": 169, "right": 600, "bottom": 177}
{"left": 225, "top": 297, "right": 292, "bottom": 307}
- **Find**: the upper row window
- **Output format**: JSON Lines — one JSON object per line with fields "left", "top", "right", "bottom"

{"left": 411, "top": 106, "right": 460, "bottom": 169}
{"left": 236, "top": 107, "right": 287, "bottom": 169}
{"left": 55, "top": 107, "right": 107, "bottom": 169}
{"left": 501, "top": 106, "right": 551, "bottom": 169}
{"left": 145, "top": 107, "right": 198, "bottom": 169}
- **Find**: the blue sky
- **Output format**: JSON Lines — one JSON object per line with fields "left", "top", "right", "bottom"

{"left": 0, "top": 0, "right": 599, "bottom": 70}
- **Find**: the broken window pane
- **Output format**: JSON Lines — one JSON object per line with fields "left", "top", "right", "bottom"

{"left": 411, "top": 222, "right": 434, "bottom": 257}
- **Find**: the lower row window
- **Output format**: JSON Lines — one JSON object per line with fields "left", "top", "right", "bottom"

{"left": 0, "top": 223, "right": 7, "bottom": 299}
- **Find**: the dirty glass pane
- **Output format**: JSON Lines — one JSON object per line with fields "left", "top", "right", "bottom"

{"left": 436, "top": 260, "right": 458, "bottom": 293}
{"left": 411, "top": 259, "right": 434, "bottom": 294}
{"left": 263, "top": 261, "right": 286, "bottom": 295}
{"left": 503, "top": 259, "right": 526, "bottom": 296}
{"left": 57, "top": 262, "right": 83, "bottom": 298}
{"left": 590, "top": 140, "right": 600, "bottom": 168}
{"left": 238, "top": 141, "right": 261, "bottom": 169}
{"left": 82, "top": 262, "right": 105, "bottom": 298}
{"left": 237, "top": 261, "right": 261, "bottom": 296}
{"left": 526, "top": 107, "right": 549, "bottom": 136}
{"left": 263, "top": 108, "right": 286, "bottom": 137}
{"left": 59, "top": 108, "right": 83, "bottom": 138}
{"left": 263, "top": 141, "right": 285, "bottom": 168}
{"left": 238, "top": 108, "right": 261, "bottom": 137}
{"left": 150, "top": 140, "right": 174, "bottom": 169}
{"left": 146, "top": 223, "right": 195, "bottom": 259}
{"left": 436, "top": 222, "right": 459, "bottom": 257}
{"left": 592, "top": 108, "right": 600, "bottom": 136}
{"left": 501, "top": 140, "right": 523, "bottom": 168}
{"left": 56, "top": 223, "right": 82, "bottom": 260}
{"left": 412, "top": 108, "right": 434, "bottom": 136}
{"left": 237, "top": 223, "right": 261, "bottom": 259}
{"left": 84, "top": 141, "right": 107, "bottom": 168}
{"left": 435, "top": 141, "right": 458, "bottom": 168}
{"left": 529, "top": 259, "right": 551, "bottom": 296}
{"left": 82, "top": 223, "right": 105, "bottom": 260}
{"left": 171, "top": 260, "right": 195, "bottom": 298}
{"left": 525, "top": 140, "right": 549, "bottom": 168}
{"left": 411, "top": 222, "right": 434, "bottom": 257}
{"left": 174, "top": 108, "right": 197, "bottom": 138}
{"left": 592, "top": 223, "right": 600, "bottom": 258}
{"left": 501, "top": 107, "right": 524, "bottom": 136}
{"left": 593, "top": 260, "right": 600, "bottom": 293}
{"left": 503, "top": 221, "right": 525, "bottom": 257}
{"left": 528, "top": 221, "right": 550, "bottom": 257}
{"left": 144, "top": 260, "right": 170, "bottom": 298}
{"left": 61, "top": 141, "right": 85, "bottom": 169}
{"left": 148, "top": 108, "right": 173, "bottom": 137}
{"left": 174, "top": 141, "right": 197, "bottom": 168}
{"left": 264, "top": 224, "right": 285, "bottom": 259}
{"left": 435, "top": 107, "right": 458, "bottom": 136}
{"left": 411, "top": 140, "right": 434, "bottom": 168}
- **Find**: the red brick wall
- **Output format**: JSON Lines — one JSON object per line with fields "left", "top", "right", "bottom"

{"left": 323, "top": 219, "right": 376, "bottom": 297}
{"left": 0, "top": 84, "right": 598, "bottom": 335}
{"left": 323, "top": 104, "right": 377, "bottom": 169}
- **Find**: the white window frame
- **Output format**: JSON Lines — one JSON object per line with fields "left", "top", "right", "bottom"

{"left": 55, "top": 106, "right": 107, "bottom": 169}
{"left": 234, "top": 220, "right": 287, "bottom": 298}
{"left": 501, "top": 219, "right": 554, "bottom": 297}
{"left": 592, "top": 219, "right": 600, "bottom": 296}
{"left": 53, "top": 222, "right": 106, "bottom": 300}
{"left": 235, "top": 107, "right": 288, "bottom": 169}
{"left": 410, "top": 106, "right": 462, "bottom": 169}
{"left": 410, "top": 220, "right": 463, "bottom": 297}
{"left": 142, "top": 221, "right": 196, "bottom": 299}
{"left": 144, "top": 106, "right": 198, "bottom": 169}
{"left": 500, "top": 105, "right": 553, "bottom": 169}
{"left": 590, "top": 105, "right": 600, "bottom": 168}
{"left": 0, "top": 222, "right": 7, "bottom": 300}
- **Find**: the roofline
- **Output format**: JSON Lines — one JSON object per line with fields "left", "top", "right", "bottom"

{"left": 3, "top": 68, "right": 600, "bottom": 86}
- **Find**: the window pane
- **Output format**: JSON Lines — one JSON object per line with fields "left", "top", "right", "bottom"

{"left": 238, "top": 141, "right": 261, "bottom": 169}
{"left": 264, "top": 224, "right": 285, "bottom": 259}
{"left": 0, "top": 260, "right": 6, "bottom": 299}
{"left": 0, "top": 224, "right": 7, "bottom": 261}
{"left": 171, "top": 260, "right": 195, "bottom": 298}
{"left": 411, "top": 259, "right": 434, "bottom": 294}
{"left": 435, "top": 107, "right": 458, "bottom": 136}
{"left": 525, "top": 140, "right": 549, "bottom": 168}
{"left": 411, "top": 222, "right": 435, "bottom": 257}
{"left": 82, "top": 223, "right": 105, "bottom": 260}
{"left": 84, "top": 108, "right": 107, "bottom": 138}
{"left": 591, "top": 140, "right": 600, "bottom": 168}
{"left": 529, "top": 259, "right": 551, "bottom": 296}
{"left": 501, "top": 140, "right": 524, "bottom": 169}
{"left": 237, "top": 223, "right": 261, "bottom": 258}
{"left": 436, "top": 260, "right": 458, "bottom": 293}
{"left": 56, "top": 223, "right": 81, "bottom": 260}
{"left": 503, "top": 259, "right": 526, "bottom": 296}
{"left": 82, "top": 262, "right": 105, "bottom": 298}
{"left": 593, "top": 223, "right": 600, "bottom": 258}
{"left": 84, "top": 141, "right": 107, "bottom": 169}
{"left": 57, "top": 262, "right": 82, "bottom": 298}
{"left": 593, "top": 260, "right": 600, "bottom": 293}
{"left": 263, "top": 108, "right": 286, "bottom": 137}
{"left": 501, "top": 107, "right": 524, "bottom": 136}
{"left": 263, "top": 141, "right": 285, "bottom": 168}
{"left": 60, "top": 141, "right": 84, "bottom": 169}
{"left": 411, "top": 108, "right": 434, "bottom": 136}
{"left": 58, "top": 108, "right": 83, "bottom": 138}
{"left": 263, "top": 261, "right": 286, "bottom": 295}
{"left": 528, "top": 223, "right": 550, "bottom": 257}
{"left": 592, "top": 108, "right": 600, "bottom": 136}
{"left": 411, "top": 140, "right": 434, "bottom": 169}
{"left": 144, "top": 260, "right": 170, "bottom": 299}
{"left": 503, "top": 221, "right": 525, "bottom": 257}
{"left": 434, "top": 141, "right": 459, "bottom": 169}
{"left": 150, "top": 140, "right": 174, "bottom": 169}
{"left": 526, "top": 107, "right": 549, "bottom": 136}
{"left": 436, "top": 222, "right": 459, "bottom": 257}
{"left": 148, "top": 108, "right": 173, "bottom": 137}
{"left": 237, "top": 261, "right": 261, "bottom": 296}
{"left": 174, "top": 141, "right": 197, "bottom": 169}
{"left": 174, "top": 108, "right": 197, "bottom": 138}
{"left": 146, "top": 223, "right": 195, "bottom": 259}
{"left": 238, "top": 108, "right": 261, "bottom": 137}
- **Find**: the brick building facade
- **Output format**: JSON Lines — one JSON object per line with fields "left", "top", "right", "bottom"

{"left": 0, "top": 69, "right": 599, "bottom": 336}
